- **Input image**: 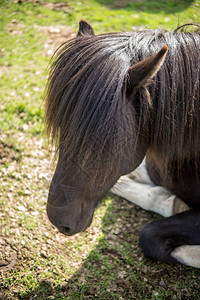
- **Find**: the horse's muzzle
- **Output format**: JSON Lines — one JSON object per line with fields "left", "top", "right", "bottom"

{"left": 46, "top": 202, "right": 94, "bottom": 236}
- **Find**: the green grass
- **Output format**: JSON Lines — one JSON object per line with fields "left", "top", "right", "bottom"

{"left": 0, "top": 0, "right": 199, "bottom": 135}
{"left": 0, "top": 0, "right": 200, "bottom": 299}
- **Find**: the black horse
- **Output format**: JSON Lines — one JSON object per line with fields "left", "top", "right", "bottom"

{"left": 45, "top": 21, "right": 200, "bottom": 268}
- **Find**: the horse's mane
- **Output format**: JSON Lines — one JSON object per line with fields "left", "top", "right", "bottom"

{"left": 45, "top": 26, "right": 200, "bottom": 181}
{"left": 45, "top": 32, "right": 138, "bottom": 181}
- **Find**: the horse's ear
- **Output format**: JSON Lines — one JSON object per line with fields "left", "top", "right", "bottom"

{"left": 127, "top": 45, "right": 168, "bottom": 95}
{"left": 77, "top": 20, "right": 95, "bottom": 37}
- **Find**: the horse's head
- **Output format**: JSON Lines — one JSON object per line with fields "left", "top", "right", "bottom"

{"left": 46, "top": 21, "right": 168, "bottom": 235}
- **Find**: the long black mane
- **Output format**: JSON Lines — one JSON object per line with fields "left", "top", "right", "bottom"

{"left": 45, "top": 26, "right": 200, "bottom": 180}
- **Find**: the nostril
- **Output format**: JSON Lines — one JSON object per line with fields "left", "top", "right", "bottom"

{"left": 57, "top": 226, "right": 74, "bottom": 235}
{"left": 63, "top": 226, "right": 71, "bottom": 234}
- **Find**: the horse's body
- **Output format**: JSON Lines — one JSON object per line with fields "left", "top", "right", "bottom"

{"left": 45, "top": 21, "right": 200, "bottom": 268}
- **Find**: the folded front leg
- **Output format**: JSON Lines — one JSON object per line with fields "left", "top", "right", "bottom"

{"left": 111, "top": 176, "right": 178, "bottom": 217}
{"left": 110, "top": 161, "right": 189, "bottom": 217}
{"left": 139, "top": 209, "right": 200, "bottom": 268}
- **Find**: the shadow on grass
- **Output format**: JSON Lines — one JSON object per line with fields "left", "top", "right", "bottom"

{"left": 20, "top": 197, "right": 200, "bottom": 299}
{"left": 96, "top": 0, "right": 195, "bottom": 14}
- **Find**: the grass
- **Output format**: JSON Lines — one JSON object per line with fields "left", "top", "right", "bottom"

{"left": 0, "top": 0, "right": 200, "bottom": 299}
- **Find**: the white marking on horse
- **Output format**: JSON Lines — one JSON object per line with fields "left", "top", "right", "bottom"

{"left": 171, "top": 245, "right": 200, "bottom": 268}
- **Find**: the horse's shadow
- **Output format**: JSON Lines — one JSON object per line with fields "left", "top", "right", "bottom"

{"left": 96, "top": 0, "right": 194, "bottom": 13}
{"left": 21, "top": 197, "right": 200, "bottom": 299}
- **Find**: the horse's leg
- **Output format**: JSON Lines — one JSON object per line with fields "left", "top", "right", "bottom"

{"left": 139, "top": 209, "right": 200, "bottom": 268}
{"left": 110, "top": 160, "right": 189, "bottom": 217}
